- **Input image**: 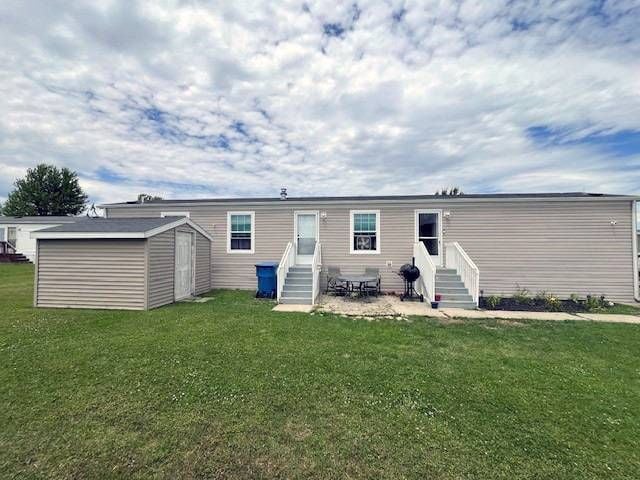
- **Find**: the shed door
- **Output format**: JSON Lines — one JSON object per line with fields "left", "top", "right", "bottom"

{"left": 175, "top": 232, "right": 193, "bottom": 300}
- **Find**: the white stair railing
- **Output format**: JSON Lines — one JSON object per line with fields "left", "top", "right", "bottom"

{"left": 277, "top": 242, "right": 295, "bottom": 302}
{"left": 413, "top": 242, "right": 436, "bottom": 302}
{"left": 445, "top": 242, "right": 479, "bottom": 305}
{"left": 311, "top": 242, "right": 322, "bottom": 305}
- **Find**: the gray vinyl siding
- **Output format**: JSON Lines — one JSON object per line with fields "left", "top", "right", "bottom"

{"left": 36, "top": 239, "right": 147, "bottom": 310}
{"left": 106, "top": 199, "right": 637, "bottom": 303}
{"left": 195, "top": 231, "right": 211, "bottom": 294}
{"left": 148, "top": 230, "right": 175, "bottom": 309}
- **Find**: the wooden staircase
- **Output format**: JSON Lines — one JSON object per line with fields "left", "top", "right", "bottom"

{"left": 0, "top": 241, "right": 31, "bottom": 263}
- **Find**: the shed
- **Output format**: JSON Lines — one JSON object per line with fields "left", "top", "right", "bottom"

{"left": 31, "top": 217, "right": 212, "bottom": 310}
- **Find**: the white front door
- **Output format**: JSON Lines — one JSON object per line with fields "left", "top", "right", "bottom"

{"left": 415, "top": 210, "right": 443, "bottom": 266}
{"left": 294, "top": 211, "right": 318, "bottom": 265}
{"left": 174, "top": 232, "right": 193, "bottom": 300}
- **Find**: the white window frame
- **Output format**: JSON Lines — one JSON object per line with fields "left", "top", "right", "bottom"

{"left": 227, "top": 211, "right": 255, "bottom": 254}
{"left": 161, "top": 211, "right": 190, "bottom": 218}
{"left": 349, "top": 209, "right": 380, "bottom": 254}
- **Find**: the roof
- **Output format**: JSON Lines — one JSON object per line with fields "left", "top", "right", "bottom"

{"left": 0, "top": 215, "right": 86, "bottom": 224}
{"left": 99, "top": 192, "right": 639, "bottom": 208}
{"left": 31, "top": 217, "right": 213, "bottom": 241}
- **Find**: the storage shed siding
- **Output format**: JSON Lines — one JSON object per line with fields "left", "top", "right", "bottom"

{"left": 106, "top": 199, "right": 636, "bottom": 302}
{"left": 148, "top": 230, "right": 175, "bottom": 309}
{"left": 36, "top": 239, "right": 147, "bottom": 310}
{"left": 195, "top": 231, "right": 211, "bottom": 294}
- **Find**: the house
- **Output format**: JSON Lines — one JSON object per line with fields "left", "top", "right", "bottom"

{"left": 87, "top": 191, "right": 640, "bottom": 308}
{"left": 0, "top": 216, "right": 85, "bottom": 262}
{"left": 31, "top": 216, "right": 212, "bottom": 310}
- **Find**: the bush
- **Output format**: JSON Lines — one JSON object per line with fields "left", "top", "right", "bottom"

{"left": 485, "top": 295, "right": 501, "bottom": 309}
{"left": 536, "top": 291, "right": 561, "bottom": 312}
{"left": 569, "top": 293, "right": 582, "bottom": 304}
{"left": 513, "top": 286, "right": 532, "bottom": 306}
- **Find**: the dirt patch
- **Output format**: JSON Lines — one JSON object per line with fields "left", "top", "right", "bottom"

{"left": 284, "top": 421, "right": 313, "bottom": 441}
{"left": 496, "top": 319, "right": 528, "bottom": 327}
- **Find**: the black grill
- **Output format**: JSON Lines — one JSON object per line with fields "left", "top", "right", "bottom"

{"left": 398, "top": 258, "right": 424, "bottom": 302}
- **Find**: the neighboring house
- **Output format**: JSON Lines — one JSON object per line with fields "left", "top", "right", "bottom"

{"left": 0, "top": 216, "right": 85, "bottom": 262}
{"left": 31, "top": 217, "right": 212, "bottom": 310}
{"left": 90, "top": 191, "right": 639, "bottom": 307}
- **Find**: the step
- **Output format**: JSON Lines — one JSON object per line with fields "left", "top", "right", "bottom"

{"left": 290, "top": 266, "right": 312, "bottom": 272}
{"left": 436, "top": 286, "right": 470, "bottom": 295}
{"left": 436, "top": 280, "right": 467, "bottom": 289}
{"left": 281, "top": 290, "right": 312, "bottom": 299}
{"left": 284, "top": 278, "right": 313, "bottom": 286}
{"left": 438, "top": 300, "right": 477, "bottom": 309}
{"left": 436, "top": 268, "right": 457, "bottom": 275}
{"left": 435, "top": 273, "right": 461, "bottom": 282}
{"left": 283, "top": 285, "right": 312, "bottom": 293}
{"left": 280, "top": 297, "right": 313, "bottom": 305}
{"left": 437, "top": 293, "right": 474, "bottom": 302}
{"left": 286, "top": 272, "right": 312, "bottom": 279}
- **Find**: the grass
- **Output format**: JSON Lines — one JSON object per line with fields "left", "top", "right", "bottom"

{"left": 1, "top": 264, "right": 639, "bottom": 479}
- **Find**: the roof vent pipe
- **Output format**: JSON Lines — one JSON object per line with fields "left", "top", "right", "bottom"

{"left": 280, "top": 187, "right": 287, "bottom": 200}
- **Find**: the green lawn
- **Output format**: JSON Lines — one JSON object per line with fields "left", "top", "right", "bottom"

{"left": 1, "top": 264, "right": 639, "bottom": 479}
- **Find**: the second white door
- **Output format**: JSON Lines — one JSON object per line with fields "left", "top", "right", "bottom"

{"left": 294, "top": 212, "right": 318, "bottom": 265}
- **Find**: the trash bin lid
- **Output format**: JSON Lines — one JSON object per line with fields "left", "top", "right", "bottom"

{"left": 255, "top": 261, "right": 279, "bottom": 268}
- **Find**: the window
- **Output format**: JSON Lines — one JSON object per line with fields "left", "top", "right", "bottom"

{"left": 161, "top": 211, "right": 190, "bottom": 218}
{"left": 350, "top": 210, "right": 380, "bottom": 254}
{"left": 227, "top": 212, "right": 254, "bottom": 253}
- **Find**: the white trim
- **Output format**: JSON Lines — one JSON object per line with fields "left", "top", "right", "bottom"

{"left": 294, "top": 210, "right": 319, "bottom": 263}
{"left": 227, "top": 211, "right": 255, "bottom": 254}
{"left": 349, "top": 209, "right": 381, "bottom": 255}
{"left": 161, "top": 211, "right": 190, "bottom": 218}
{"left": 414, "top": 209, "right": 443, "bottom": 266}
{"left": 30, "top": 217, "right": 213, "bottom": 242}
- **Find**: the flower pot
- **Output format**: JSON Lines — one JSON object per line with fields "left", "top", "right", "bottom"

{"left": 435, "top": 294, "right": 442, "bottom": 302}
{"left": 431, "top": 301, "right": 439, "bottom": 309}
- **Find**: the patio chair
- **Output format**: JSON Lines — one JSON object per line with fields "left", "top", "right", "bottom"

{"left": 326, "top": 266, "right": 348, "bottom": 295}
{"left": 363, "top": 267, "right": 381, "bottom": 296}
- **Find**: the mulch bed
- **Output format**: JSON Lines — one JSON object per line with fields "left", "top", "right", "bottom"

{"left": 479, "top": 297, "right": 606, "bottom": 313}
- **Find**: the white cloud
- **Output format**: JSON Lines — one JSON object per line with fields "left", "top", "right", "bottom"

{"left": 0, "top": 0, "right": 639, "bottom": 206}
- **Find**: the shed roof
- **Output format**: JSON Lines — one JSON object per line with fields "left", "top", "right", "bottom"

{"left": 31, "top": 217, "right": 213, "bottom": 241}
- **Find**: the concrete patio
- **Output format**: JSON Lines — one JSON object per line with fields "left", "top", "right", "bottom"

{"left": 272, "top": 294, "right": 640, "bottom": 324}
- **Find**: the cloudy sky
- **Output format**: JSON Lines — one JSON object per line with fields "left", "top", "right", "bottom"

{"left": 1, "top": 0, "right": 639, "bottom": 205}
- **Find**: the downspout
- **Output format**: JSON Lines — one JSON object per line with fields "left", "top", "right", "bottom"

{"left": 632, "top": 200, "right": 639, "bottom": 302}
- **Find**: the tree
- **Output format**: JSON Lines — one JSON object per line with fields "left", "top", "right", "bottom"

{"left": 137, "top": 193, "right": 163, "bottom": 203}
{"left": 435, "top": 186, "right": 464, "bottom": 196}
{"left": 2, "top": 164, "right": 88, "bottom": 216}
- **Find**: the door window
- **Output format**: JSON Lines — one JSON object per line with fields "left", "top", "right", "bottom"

{"left": 417, "top": 213, "right": 439, "bottom": 255}
{"left": 297, "top": 214, "right": 317, "bottom": 255}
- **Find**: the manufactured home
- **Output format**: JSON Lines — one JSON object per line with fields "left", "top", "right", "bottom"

{"left": 78, "top": 191, "right": 640, "bottom": 308}
{"left": 32, "top": 216, "right": 212, "bottom": 310}
{"left": 0, "top": 216, "right": 85, "bottom": 262}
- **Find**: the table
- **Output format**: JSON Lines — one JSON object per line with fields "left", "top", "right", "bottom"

{"left": 336, "top": 275, "right": 379, "bottom": 297}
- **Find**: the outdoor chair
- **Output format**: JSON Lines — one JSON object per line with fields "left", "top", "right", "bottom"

{"left": 326, "top": 266, "right": 348, "bottom": 295}
{"left": 363, "top": 267, "right": 381, "bottom": 296}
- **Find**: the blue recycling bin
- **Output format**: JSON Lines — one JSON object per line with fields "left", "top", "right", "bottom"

{"left": 255, "top": 261, "right": 279, "bottom": 299}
